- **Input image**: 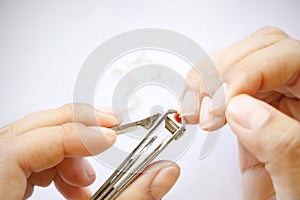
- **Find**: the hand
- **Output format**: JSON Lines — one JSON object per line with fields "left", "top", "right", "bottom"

{"left": 183, "top": 27, "right": 300, "bottom": 199}
{"left": 0, "top": 104, "right": 179, "bottom": 200}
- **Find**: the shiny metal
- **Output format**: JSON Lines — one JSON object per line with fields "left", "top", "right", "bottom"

{"left": 111, "top": 113, "right": 162, "bottom": 134}
{"left": 90, "top": 109, "right": 186, "bottom": 200}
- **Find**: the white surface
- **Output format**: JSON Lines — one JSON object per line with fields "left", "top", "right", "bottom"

{"left": 0, "top": 0, "right": 299, "bottom": 199}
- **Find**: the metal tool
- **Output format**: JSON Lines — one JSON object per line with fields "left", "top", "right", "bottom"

{"left": 90, "top": 109, "right": 186, "bottom": 200}
{"left": 111, "top": 113, "right": 162, "bottom": 135}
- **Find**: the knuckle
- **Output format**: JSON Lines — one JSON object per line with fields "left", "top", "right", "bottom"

{"left": 56, "top": 103, "right": 74, "bottom": 123}
{"left": 277, "top": 38, "right": 300, "bottom": 63}
{"left": 0, "top": 122, "right": 19, "bottom": 135}
{"left": 282, "top": 38, "right": 300, "bottom": 49}
{"left": 254, "top": 26, "right": 289, "bottom": 44}
{"left": 269, "top": 122, "right": 300, "bottom": 166}
{"left": 60, "top": 103, "right": 74, "bottom": 116}
{"left": 56, "top": 123, "right": 82, "bottom": 151}
{"left": 186, "top": 68, "right": 204, "bottom": 88}
{"left": 58, "top": 123, "right": 81, "bottom": 137}
{"left": 80, "top": 103, "right": 94, "bottom": 110}
{"left": 258, "top": 26, "right": 288, "bottom": 38}
{"left": 283, "top": 123, "right": 300, "bottom": 154}
{"left": 0, "top": 135, "right": 16, "bottom": 168}
{"left": 56, "top": 123, "right": 88, "bottom": 155}
{"left": 58, "top": 103, "right": 94, "bottom": 123}
{"left": 259, "top": 26, "right": 282, "bottom": 33}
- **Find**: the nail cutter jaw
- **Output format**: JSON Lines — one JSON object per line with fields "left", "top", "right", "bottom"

{"left": 111, "top": 113, "right": 162, "bottom": 134}
{"left": 90, "top": 110, "right": 186, "bottom": 200}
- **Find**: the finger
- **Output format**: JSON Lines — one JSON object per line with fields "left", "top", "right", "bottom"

{"left": 226, "top": 38, "right": 300, "bottom": 97}
{"left": 226, "top": 94, "right": 300, "bottom": 199}
{"left": 27, "top": 168, "right": 56, "bottom": 199}
{"left": 211, "top": 26, "right": 289, "bottom": 75}
{"left": 0, "top": 158, "right": 26, "bottom": 200}
{"left": 210, "top": 38, "right": 300, "bottom": 117}
{"left": 23, "top": 181, "right": 34, "bottom": 200}
{"left": 28, "top": 167, "right": 56, "bottom": 187}
{"left": 54, "top": 173, "right": 91, "bottom": 200}
{"left": 181, "top": 56, "right": 222, "bottom": 125}
{"left": 4, "top": 103, "right": 121, "bottom": 135}
{"left": 117, "top": 160, "right": 180, "bottom": 200}
{"left": 238, "top": 142, "right": 275, "bottom": 200}
{"left": 278, "top": 98, "right": 300, "bottom": 121}
{"left": 180, "top": 68, "right": 208, "bottom": 124}
{"left": 57, "top": 158, "right": 95, "bottom": 187}
{"left": 182, "top": 26, "right": 289, "bottom": 128}
{"left": 204, "top": 37, "right": 300, "bottom": 130}
{"left": 15, "top": 123, "right": 116, "bottom": 175}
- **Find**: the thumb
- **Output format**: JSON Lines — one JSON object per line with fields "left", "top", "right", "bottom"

{"left": 117, "top": 161, "right": 180, "bottom": 200}
{"left": 226, "top": 94, "right": 300, "bottom": 199}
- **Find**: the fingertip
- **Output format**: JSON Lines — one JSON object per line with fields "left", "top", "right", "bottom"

{"left": 77, "top": 127, "right": 116, "bottom": 156}
{"left": 180, "top": 89, "right": 199, "bottom": 117}
{"left": 95, "top": 108, "right": 123, "bottom": 127}
{"left": 181, "top": 115, "right": 199, "bottom": 125}
{"left": 54, "top": 174, "right": 92, "bottom": 200}
{"left": 226, "top": 94, "right": 270, "bottom": 131}
{"left": 198, "top": 96, "right": 225, "bottom": 131}
{"left": 100, "top": 128, "right": 117, "bottom": 144}
{"left": 82, "top": 158, "right": 96, "bottom": 182}
{"left": 116, "top": 161, "right": 180, "bottom": 200}
{"left": 199, "top": 96, "right": 212, "bottom": 128}
{"left": 208, "top": 83, "right": 227, "bottom": 117}
{"left": 179, "top": 85, "right": 202, "bottom": 125}
{"left": 56, "top": 158, "right": 96, "bottom": 188}
{"left": 150, "top": 162, "right": 180, "bottom": 199}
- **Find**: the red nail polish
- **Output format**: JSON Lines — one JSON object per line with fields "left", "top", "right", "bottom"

{"left": 174, "top": 113, "right": 182, "bottom": 123}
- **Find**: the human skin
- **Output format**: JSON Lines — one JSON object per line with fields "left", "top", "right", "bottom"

{"left": 0, "top": 103, "right": 180, "bottom": 200}
{"left": 183, "top": 26, "right": 300, "bottom": 199}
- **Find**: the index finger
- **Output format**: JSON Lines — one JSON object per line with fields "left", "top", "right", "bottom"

{"left": 2, "top": 103, "right": 120, "bottom": 135}
{"left": 208, "top": 37, "right": 300, "bottom": 125}
{"left": 224, "top": 37, "right": 300, "bottom": 102}
{"left": 14, "top": 123, "right": 116, "bottom": 174}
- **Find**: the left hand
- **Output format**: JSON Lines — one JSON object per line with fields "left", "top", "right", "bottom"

{"left": 0, "top": 103, "right": 179, "bottom": 200}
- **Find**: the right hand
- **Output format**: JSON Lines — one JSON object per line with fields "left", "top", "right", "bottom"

{"left": 183, "top": 26, "right": 300, "bottom": 129}
{"left": 182, "top": 26, "right": 300, "bottom": 199}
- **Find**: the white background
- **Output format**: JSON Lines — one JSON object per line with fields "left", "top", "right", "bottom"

{"left": 0, "top": 0, "right": 299, "bottom": 199}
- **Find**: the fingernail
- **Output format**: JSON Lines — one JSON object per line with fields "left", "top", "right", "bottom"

{"left": 96, "top": 106, "right": 111, "bottom": 112}
{"left": 100, "top": 128, "right": 117, "bottom": 143}
{"left": 87, "top": 127, "right": 116, "bottom": 144}
{"left": 96, "top": 107, "right": 123, "bottom": 123}
{"left": 78, "top": 126, "right": 117, "bottom": 155}
{"left": 150, "top": 165, "right": 180, "bottom": 199}
{"left": 200, "top": 96, "right": 225, "bottom": 130}
{"left": 180, "top": 90, "right": 198, "bottom": 116}
{"left": 199, "top": 96, "right": 214, "bottom": 129}
{"left": 209, "top": 83, "right": 227, "bottom": 116}
{"left": 111, "top": 107, "right": 123, "bottom": 123}
{"left": 227, "top": 95, "right": 270, "bottom": 130}
{"left": 82, "top": 159, "right": 96, "bottom": 179}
